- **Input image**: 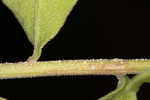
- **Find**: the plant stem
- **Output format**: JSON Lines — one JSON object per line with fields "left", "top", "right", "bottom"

{"left": 0, "top": 59, "right": 150, "bottom": 79}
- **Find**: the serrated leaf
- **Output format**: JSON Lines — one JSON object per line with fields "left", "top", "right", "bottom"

{"left": 2, "top": 0, "right": 78, "bottom": 61}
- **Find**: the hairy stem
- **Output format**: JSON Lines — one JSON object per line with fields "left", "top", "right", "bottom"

{"left": 0, "top": 59, "right": 150, "bottom": 79}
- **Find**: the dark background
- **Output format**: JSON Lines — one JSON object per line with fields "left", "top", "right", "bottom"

{"left": 0, "top": 0, "right": 150, "bottom": 100}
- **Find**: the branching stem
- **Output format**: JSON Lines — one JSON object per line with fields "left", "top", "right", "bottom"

{"left": 0, "top": 59, "right": 150, "bottom": 79}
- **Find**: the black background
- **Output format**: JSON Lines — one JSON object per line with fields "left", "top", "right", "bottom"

{"left": 0, "top": 0, "right": 150, "bottom": 100}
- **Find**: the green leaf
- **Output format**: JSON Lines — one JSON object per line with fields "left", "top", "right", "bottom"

{"left": 0, "top": 97, "right": 6, "bottom": 100}
{"left": 2, "top": 0, "right": 78, "bottom": 61}
{"left": 98, "top": 70, "right": 150, "bottom": 100}
{"left": 98, "top": 76, "right": 135, "bottom": 100}
{"left": 126, "top": 69, "right": 150, "bottom": 92}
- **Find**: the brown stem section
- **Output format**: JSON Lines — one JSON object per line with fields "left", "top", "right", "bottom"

{"left": 0, "top": 59, "right": 150, "bottom": 79}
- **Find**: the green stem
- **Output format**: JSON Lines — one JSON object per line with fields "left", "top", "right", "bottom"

{"left": 0, "top": 59, "right": 150, "bottom": 79}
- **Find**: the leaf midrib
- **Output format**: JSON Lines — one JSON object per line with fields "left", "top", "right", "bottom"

{"left": 34, "top": 0, "right": 40, "bottom": 48}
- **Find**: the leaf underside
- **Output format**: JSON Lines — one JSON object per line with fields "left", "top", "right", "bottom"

{"left": 2, "top": 0, "right": 78, "bottom": 61}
